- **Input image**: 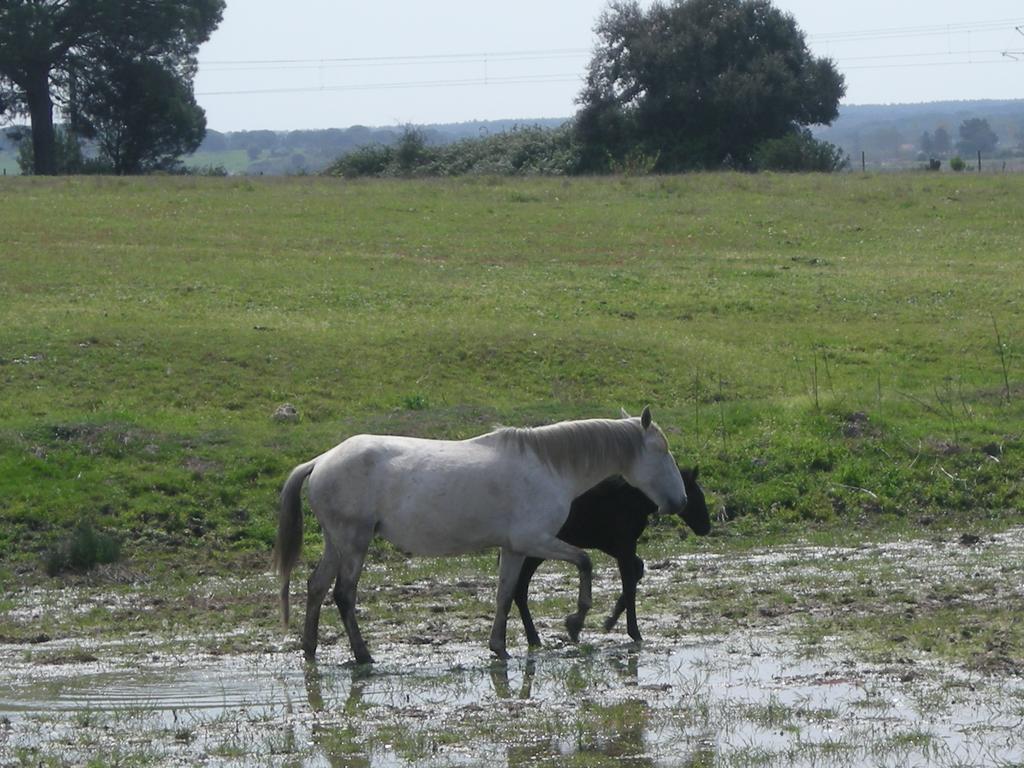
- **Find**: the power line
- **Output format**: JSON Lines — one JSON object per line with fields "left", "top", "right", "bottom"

{"left": 839, "top": 48, "right": 1006, "bottom": 62}
{"left": 195, "top": 18, "right": 1024, "bottom": 99}
{"left": 807, "top": 17, "right": 1024, "bottom": 43}
{"left": 197, "top": 18, "right": 1024, "bottom": 69}
{"left": 843, "top": 58, "right": 1012, "bottom": 71}
{"left": 200, "top": 49, "right": 590, "bottom": 69}
{"left": 1004, "top": 24, "right": 1024, "bottom": 60}
{"left": 197, "top": 72, "right": 582, "bottom": 97}
{"left": 196, "top": 53, "right": 1017, "bottom": 98}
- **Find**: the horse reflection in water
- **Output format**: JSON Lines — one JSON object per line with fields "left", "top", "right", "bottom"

{"left": 299, "top": 652, "right": 716, "bottom": 768}
{"left": 275, "top": 407, "right": 687, "bottom": 663}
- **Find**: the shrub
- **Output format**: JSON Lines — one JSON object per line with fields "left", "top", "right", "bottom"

{"left": 16, "top": 126, "right": 118, "bottom": 175}
{"left": 751, "top": 129, "right": 848, "bottom": 172}
{"left": 183, "top": 163, "right": 228, "bottom": 177}
{"left": 330, "top": 143, "right": 395, "bottom": 179}
{"left": 45, "top": 521, "right": 121, "bottom": 576}
{"left": 324, "top": 124, "right": 581, "bottom": 178}
{"left": 950, "top": 156, "right": 966, "bottom": 172}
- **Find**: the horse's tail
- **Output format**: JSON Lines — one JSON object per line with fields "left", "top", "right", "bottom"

{"left": 273, "top": 458, "right": 317, "bottom": 627}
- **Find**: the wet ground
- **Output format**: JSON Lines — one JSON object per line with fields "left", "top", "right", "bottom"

{"left": 2, "top": 529, "right": 1023, "bottom": 767}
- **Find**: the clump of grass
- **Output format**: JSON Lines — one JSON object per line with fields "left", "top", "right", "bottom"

{"left": 45, "top": 521, "right": 121, "bottom": 576}
{"left": 402, "top": 393, "right": 429, "bottom": 411}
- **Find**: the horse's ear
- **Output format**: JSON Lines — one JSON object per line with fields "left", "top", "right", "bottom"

{"left": 619, "top": 407, "right": 631, "bottom": 419}
{"left": 641, "top": 406, "right": 652, "bottom": 429}
{"left": 692, "top": 464, "right": 700, "bottom": 480}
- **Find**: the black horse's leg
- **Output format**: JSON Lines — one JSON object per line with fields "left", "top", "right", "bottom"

{"left": 514, "top": 557, "right": 546, "bottom": 647}
{"left": 603, "top": 553, "right": 632, "bottom": 632}
{"left": 508, "top": 535, "right": 591, "bottom": 644}
{"left": 623, "top": 555, "right": 644, "bottom": 642}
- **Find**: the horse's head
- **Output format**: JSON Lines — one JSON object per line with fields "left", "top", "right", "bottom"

{"left": 621, "top": 406, "right": 687, "bottom": 517}
{"left": 679, "top": 466, "right": 711, "bottom": 536}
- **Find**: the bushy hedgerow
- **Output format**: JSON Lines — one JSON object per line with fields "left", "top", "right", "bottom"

{"left": 324, "top": 125, "right": 582, "bottom": 178}
{"left": 751, "top": 128, "right": 849, "bottom": 172}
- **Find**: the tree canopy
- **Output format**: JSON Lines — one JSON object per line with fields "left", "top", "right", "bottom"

{"left": 575, "top": 0, "right": 846, "bottom": 171}
{"left": 956, "top": 117, "right": 998, "bottom": 157}
{"left": 0, "top": 0, "right": 224, "bottom": 174}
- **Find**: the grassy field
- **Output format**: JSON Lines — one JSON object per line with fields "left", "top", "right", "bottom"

{"left": 1, "top": 172, "right": 1022, "bottom": 569}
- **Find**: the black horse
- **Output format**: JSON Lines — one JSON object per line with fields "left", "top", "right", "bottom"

{"left": 514, "top": 467, "right": 709, "bottom": 645}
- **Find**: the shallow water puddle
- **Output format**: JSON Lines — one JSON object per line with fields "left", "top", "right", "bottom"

{"left": 3, "top": 529, "right": 1024, "bottom": 765}
{"left": 2, "top": 634, "right": 1022, "bottom": 766}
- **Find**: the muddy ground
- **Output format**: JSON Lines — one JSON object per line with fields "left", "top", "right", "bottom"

{"left": 1, "top": 528, "right": 1023, "bottom": 767}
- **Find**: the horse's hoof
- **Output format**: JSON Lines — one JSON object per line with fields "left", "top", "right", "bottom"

{"left": 491, "top": 648, "right": 511, "bottom": 661}
{"left": 628, "top": 632, "right": 643, "bottom": 643}
{"left": 603, "top": 616, "right": 617, "bottom": 632}
{"left": 565, "top": 614, "right": 584, "bottom": 642}
{"left": 354, "top": 654, "right": 375, "bottom": 666}
{"left": 303, "top": 647, "right": 317, "bottom": 662}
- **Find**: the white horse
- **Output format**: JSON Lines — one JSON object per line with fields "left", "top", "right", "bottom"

{"left": 274, "top": 406, "right": 686, "bottom": 663}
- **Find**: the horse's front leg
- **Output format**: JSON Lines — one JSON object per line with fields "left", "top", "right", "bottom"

{"left": 623, "top": 555, "right": 644, "bottom": 642}
{"left": 490, "top": 548, "right": 526, "bottom": 660}
{"left": 514, "top": 556, "right": 546, "bottom": 647}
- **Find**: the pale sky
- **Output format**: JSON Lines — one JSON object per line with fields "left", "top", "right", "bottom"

{"left": 194, "top": 1, "right": 1024, "bottom": 132}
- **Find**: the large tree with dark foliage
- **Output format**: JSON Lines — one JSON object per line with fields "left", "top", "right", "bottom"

{"left": 956, "top": 117, "right": 998, "bottom": 157}
{"left": 76, "top": 55, "right": 207, "bottom": 174}
{"left": 575, "top": 0, "right": 845, "bottom": 171}
{"left": 0, "top": 0, "right": 224, "bottom": 175}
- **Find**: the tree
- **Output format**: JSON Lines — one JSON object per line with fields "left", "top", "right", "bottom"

{"left": 575, "top": 0, "right": 845, "bottom": 171}
{"left": 919, "top": 130, "right": 933, "bottom": 156}
{"left": 0, "top": 0, "right": 224, "bottom": 175}
{"left": 932, "top": 126, "right": 952, "bottom": 156}
{"left": 77, "top": 56, "right": 207, "bottom": 174}
{"left": 956, "top": 118, "right": 998, "bottom": 156}
{"left": 16, "top": 124, "right": 88, "bottom": 174}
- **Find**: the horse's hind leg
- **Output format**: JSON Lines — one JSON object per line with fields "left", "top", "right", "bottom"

{"left": 564, "top": 551, "right": 593, "bottom": 643}
{"left": 604, "top": 554, "right": 643, "bottom": 641}
{"left": 604, "top": 592, "right": 628, "bottom": 632}
{"left": 490, "top": 549, "right": 526, "bottom": 660}
{"left": 331, "top": 524, "right": 375, "bottom": 665}
{"left": 303, "top": 544, "right": 341, "bottom": 661}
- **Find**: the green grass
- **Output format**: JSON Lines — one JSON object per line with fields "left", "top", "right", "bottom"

{"left": 182, "top": 148, "right": 255, "bottom": 174}
{"left": 1, "top": 172, "right": 1022, "bottom": 566}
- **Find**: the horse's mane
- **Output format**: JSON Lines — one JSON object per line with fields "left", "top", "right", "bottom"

{"left": 483, "top": 418, "right": 648, "bottom": 475}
